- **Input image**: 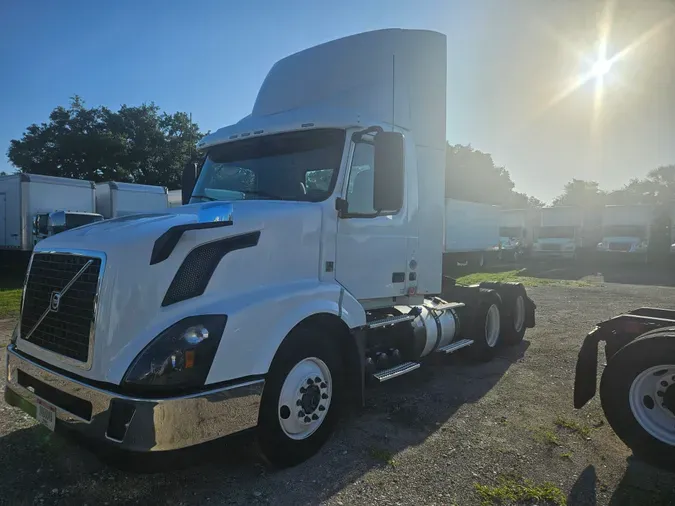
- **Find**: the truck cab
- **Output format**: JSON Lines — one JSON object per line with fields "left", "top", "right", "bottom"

{"left": 5, "top": 29, "right": 535, "bottom": 468}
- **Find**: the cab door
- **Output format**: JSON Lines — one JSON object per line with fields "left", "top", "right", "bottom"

{"left": 335, "top": 137, "right": 409, "bottom": 301}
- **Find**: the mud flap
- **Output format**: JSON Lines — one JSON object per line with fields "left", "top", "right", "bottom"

{"left": 573, "top": 328, "right": 603, "bottom": 409}
{"left": 525, "top": 296, "right": 536, "bottom": 329}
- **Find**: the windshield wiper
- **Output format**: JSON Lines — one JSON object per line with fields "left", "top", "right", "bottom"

{"left": 191, "top": 194, "right": 218, "bottom": 202}
{"left": 242, "top": 190, "right": 287, "bottom": 200}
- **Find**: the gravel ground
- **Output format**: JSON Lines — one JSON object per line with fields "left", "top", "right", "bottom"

{"left": 1, "top": 283, "right": 675, "bottom": 506}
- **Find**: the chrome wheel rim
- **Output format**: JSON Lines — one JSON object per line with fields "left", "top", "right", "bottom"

{"left": 278, "top": 357, "right": 332, "bottom": 440}
{"left": 629, "top": 364, "right": 675, "bottom": 446}
{"left": 485, "top": 304, "right": 500, "bottom": 347}
{"left": 513, "top": 295, "right": 525, "bottom": 333}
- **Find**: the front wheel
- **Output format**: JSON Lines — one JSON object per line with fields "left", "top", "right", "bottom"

{"left": 600, "top": 332, "right": 675, "bottom": 471}
{"left": 257, "top": 324, "right": 344, "bottom": 468}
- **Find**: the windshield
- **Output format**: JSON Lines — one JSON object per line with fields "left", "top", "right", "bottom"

{"left": 539, "top": 226, "right": 575, "bottom": 239}
{"left": 500, "top": 227, "right": 523, "bottom": 238}
{"left": 65, "top": 213, "right": 103, "bottom": 230}
{"left": 603, "top": 225, "right": 646, "bottom": 238}
{"left": 192, "top": 129, "right": 346, "bottom": 203}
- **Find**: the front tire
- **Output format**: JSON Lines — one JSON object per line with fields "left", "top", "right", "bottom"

{"left": 257, "top": 324, "right": 344, "bottom": 468}
{"left": 600, "top": 331, "right": 675, "bottom": 471}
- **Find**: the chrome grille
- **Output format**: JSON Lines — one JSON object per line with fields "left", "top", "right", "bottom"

{"left": 20, "top": 253, "right": 102, "bottom": 363}
{"left": 540, "top": 243, "right": 562, "bottom": 251}
{"left": 608, "top": 242, "right": 631, "bottom": 252}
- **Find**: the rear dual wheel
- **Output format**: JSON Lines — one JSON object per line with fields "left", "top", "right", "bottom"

{"left": 468, "top": 290, "right": 502, "bottom": 362}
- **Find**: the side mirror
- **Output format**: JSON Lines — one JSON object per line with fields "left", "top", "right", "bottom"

{"left": 373, "top": 131, "right": 404, "bottom": 212}
{"left": 47, "top": 211, "right": 67, "bottom": 236}
{"left": 181, "top": 161, "right": 198, "bottom": 205}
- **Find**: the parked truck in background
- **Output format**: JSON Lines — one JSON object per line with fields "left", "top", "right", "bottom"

{"left": 95, "top": 182, "right": 169, "bottom": 218}
{"left": 444, "top": 198, "right": 501, "bottom": 269}
{"left": 168, "top": 189, "right": 183, "bottom": 208}
{"left": 499, "top": 208, "right": 538, "bottom": 261}
{"left": 0, "top": 174, "right": 102, "bottom": 251}
{"left": 532, "top": 206, "right": 583, "bottom": 260}
{"left": 597, "top": 205, "right": 653, "bottom": 262}
{"left": 5, "top": 29, "right": 536, "bottom": 468}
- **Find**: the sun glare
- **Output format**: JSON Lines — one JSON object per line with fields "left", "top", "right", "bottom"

{"left": 591, "top": 57, "right": 612, "bottom": 78}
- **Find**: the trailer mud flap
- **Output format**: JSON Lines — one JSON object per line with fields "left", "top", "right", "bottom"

{"left": 573, "top": 327, "right": 602, "bottom": 409}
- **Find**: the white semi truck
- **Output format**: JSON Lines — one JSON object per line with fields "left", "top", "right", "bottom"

{"left": 597, "top": 204, "right": 653, "bottom": 260}
{"left": 443, "top": 198, "right": 501, "bottom": 269}
{"left": 4, "top": 29, "right": 536, "bottom": 468}
{"left": 0, "top": 173, "right": 103, "bottom": 251}
{"left": 532, "top": 206, "right": 583, "bottom": 259}
{"left": 96, "top": 182, "right": 169, "bottom": 218}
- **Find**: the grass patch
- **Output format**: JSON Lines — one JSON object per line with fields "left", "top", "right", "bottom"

{"left": 536, "top": 428, "right": 560, "bottom": 447}
{"left": 560, "top": 451, "right": 573, "bottom": 460}
{"left": 0, "top": 287, "right": 21, "bottom": 320}
{"left": 455, "top": 269, "right": 591, "bottom": 288}
{"left": 554, "top": 417, "right": 592, "bottom": 439}
{"left": 368, "top": 447, "right": 397, "bottom": 467}
{"left": 475, "top": 475, "right": 566, "bottom": 506}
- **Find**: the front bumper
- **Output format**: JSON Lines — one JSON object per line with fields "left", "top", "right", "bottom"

{"left": 4, "top": 345, "right": 264, "bottom": 452}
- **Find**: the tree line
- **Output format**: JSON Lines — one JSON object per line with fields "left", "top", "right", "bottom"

{"left": 4, "top": 96, "right": 674, "bottom": 209}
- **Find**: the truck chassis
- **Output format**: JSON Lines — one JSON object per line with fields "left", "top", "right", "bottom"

{"left": 574, "top": 308, "right": 675, "bottom": 471}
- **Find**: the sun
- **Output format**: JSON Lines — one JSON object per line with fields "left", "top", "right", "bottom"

{"left": 591, "top": 57, "right": 613, "bottom": 78}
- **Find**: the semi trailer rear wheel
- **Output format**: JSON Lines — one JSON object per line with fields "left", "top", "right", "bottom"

{"left": 467, "top": 290, "right": 502, "bottom": 362}
{"left": 600, "top": 331, "right": 675, "bottom": 471}
{"left": 257, "top": 324, "right": 344, "bottom": 468}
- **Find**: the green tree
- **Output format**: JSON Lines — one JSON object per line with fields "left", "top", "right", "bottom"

{"left": 552, "top": 179, "right": 606, "bottom": 207}
{"left": 445, "top": 144, "right": 539, "bottom": 208}
{"left": 7, "top": 96, "right": 202, "bottom": 189}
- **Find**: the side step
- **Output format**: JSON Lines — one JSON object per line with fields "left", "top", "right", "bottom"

{"left": 367, "top": 313, "right": 417, "bottom": 329}
{"left": 437, "top": 338, "right": 474, "bottom": 354}
{"left": 372, "top": 361, "right": 421, "bottom": 382}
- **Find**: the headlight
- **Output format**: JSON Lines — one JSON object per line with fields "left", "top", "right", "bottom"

{"left": 596, "top": 242, "right": 604, "bottom": 250}
{"left": 122, "top": 315, "right": 226, "bottom": 393}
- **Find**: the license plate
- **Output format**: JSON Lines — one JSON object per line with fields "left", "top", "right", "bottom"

{"left": 36, "top": 399, "right": 56, "bottom": 431}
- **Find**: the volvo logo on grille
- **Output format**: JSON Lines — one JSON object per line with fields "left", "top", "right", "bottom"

{"left": 23, "top": 258, "right": 94, "bottom": 342}
{"left": 50, "top": 291, "right": 62, "bottom": 312}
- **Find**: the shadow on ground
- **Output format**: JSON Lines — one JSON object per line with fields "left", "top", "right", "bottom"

{"left": 568, "top": 461, "right": 675, "bottom": 506}
{"left": 0, "top": 342, "right": 528, "bottom": 505}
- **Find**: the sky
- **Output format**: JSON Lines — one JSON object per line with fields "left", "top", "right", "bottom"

{"left": 1, "top": 0, "right": 674, "bottom": 202}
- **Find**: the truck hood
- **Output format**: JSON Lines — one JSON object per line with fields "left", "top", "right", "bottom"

{"left": 21, "top": 200, "right": 323, "bottom": 382}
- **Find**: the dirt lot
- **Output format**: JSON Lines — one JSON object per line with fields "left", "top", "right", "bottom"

{"left": 1, "top": 282, "right": 675, "bottom": 506}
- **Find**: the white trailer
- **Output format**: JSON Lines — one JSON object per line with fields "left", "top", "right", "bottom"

{"left": 533, "top": 206, "right": 583, "bottom": 259}
{"left": 444, "top": 198, "right": 500, "bottom": 268}
{"left": 5, "top": 29, "right": 537, "bottom": 469}
{"left": 597, "top": 205, "right": 653, "bottom": 259}
{"left": 96, "top": 182, "right": 169, "bottom": 218}
{"left": 0, "top": 173, "right": 99, "bottom": 251}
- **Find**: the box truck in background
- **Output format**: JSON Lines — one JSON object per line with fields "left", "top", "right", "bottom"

{"left": 95, "top": 182, "right": 169, "bottom": 218}
{"left": 0, "top": 173, "right": 101, "bottom": 251}
{"left": 532, "top": 206, "right": 583, "bottom": 259}
{"left": 444, "top": 198, "right": 501, "bottom": 268}
{"left": 168, "top": 189, "right": 182, "bottom": 208}
{"left": 499, "top": 208, "right": 538, "bottom": 261}
{"left": 597, "top": 205, "right": 653, "bottom": 261}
